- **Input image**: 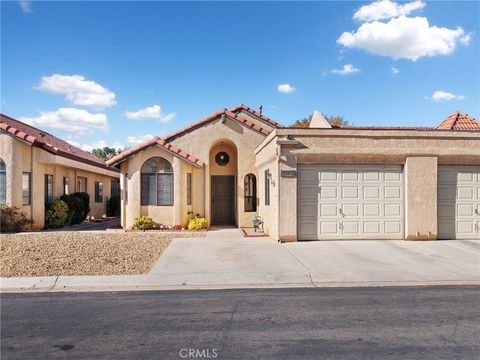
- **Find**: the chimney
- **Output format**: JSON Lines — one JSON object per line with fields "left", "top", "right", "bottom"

{"left": 309, "top": 110, "right": 332, "bottom": 128}
{"left": 259, "top": 105, "right": 263, "bottom": 115}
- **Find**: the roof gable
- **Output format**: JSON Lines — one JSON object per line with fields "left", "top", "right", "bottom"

{"left": 229, "top": 104, "right": 284, "bottom": 129}
{"left": 436, "top": 112, "right": 480, "bottom": 131}
{"left": 163, "top": 107, "right": 273, "bottom": 142}
{"left": 0, "top": 114, "right": 117, "bottom": 172}
{"left": 107, "top": 137, "right": 204, "bottom": 167}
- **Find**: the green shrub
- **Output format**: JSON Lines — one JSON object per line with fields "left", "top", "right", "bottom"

{"left": 187, "top": 217, "right": 208, "bottom": 230}
{"left": 72, "top": 192, "right": 90, "bottom": 219}
{"left": 60, "top": 194, "right": 85, "bottom": 225}
{"left": 0, "top": 205, "right": 33, "bottom": 233}
{"left": 45, "top": 199, "right": 69, "bottom": 229}
{"left": 107, "top": 195, "right": 120, "bottom": 217}
{"left": 133, "top": 215, "right": 155, "bottom": 230}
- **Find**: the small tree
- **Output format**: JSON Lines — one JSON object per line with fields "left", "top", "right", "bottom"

{"left": 91, "top": 147, "right": 121, "bottom": 161}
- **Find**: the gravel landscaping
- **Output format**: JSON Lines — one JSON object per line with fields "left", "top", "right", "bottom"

{"left": 0, "top": 231, "right": 205, "bottom": 277}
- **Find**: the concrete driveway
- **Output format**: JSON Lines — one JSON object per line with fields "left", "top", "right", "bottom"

{"left": 150, "top": 228, "right": 479, "bottom": 287}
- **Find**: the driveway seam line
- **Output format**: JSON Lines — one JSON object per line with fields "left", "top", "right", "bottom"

{"left": 282, "top": 245, "right": 316, "bottom": 286}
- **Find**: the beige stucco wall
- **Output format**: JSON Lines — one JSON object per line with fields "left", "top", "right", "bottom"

{"left": 120, "top": 145, "right": 198, "bottom": 229}
{"left": 256, "top": 129, "right": 480, "bottom": 241}
{"left": 170, "top": 116, "right": 267, "bottom": 227}
{"left": 0, "top": 134, "right": 119, "bottom": 229}
{"left": 405, "top": 157, "right": 438, "bottom": 240}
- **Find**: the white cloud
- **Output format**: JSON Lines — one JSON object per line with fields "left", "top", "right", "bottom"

{"left": 20, "top": 108, "right": 108, "bottom": 134}
{"left": 126, "top": 134, "right": 156, "bottom": 145}
{"left": 38, "top": 74, "right": 116, "bottom": 109}
{"left": 460, "top": 33, "right": 472, "bottom": 46}
{"left": 277, "top": 84, "right": 295, "bottom": 93}
{"left": 331, "top": 64, "right": 360, "bottom": 75}
{"left": 430, "top": 91, "right": 465, "bottom": 101}
{"left": 391, "top": 66, "right": 399, "bottom": 74}
{"left": 124, "top": 105, "right": 175, "bottom": 123}
{"left": 353, "top": 0, "right": 425, "bottom": 22}
{"left": 18, "top": 0, "right": 31, "bottom": 13}
{"left": 338, "top": 16, "right": 465, "bottom": 61}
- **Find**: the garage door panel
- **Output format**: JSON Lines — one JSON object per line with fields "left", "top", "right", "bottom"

{"left": 363, "top": 222, "right": 381, "bottom": 234}
{"left": 384, "top": 203, "right": 401, "bottom": 217}
{"left": 384, "top": 171, "right": 401, "bottom": 182}
{"left": 320, "top": 171, "right": 337, "bottom": 181}
{"left": 364, "top": 204, "right": 380, "bottom": 217}
{"left": 364, "top": 186, "right": 380, "bottom": 199}
{"left": 342, "top": 203, "right": 359, "bottom": 216}
{"left": 298, "top": 165, "right": 404, "bottom": 240}
{"left": 320, "top": 221, "right": 338, "bottom": 234}
{"left": 385, "top": 221, "right": 401, "bottom": 234}
{"left": 384, "top": 186, "right": 401, "bottom": 199}
{"left": 342, "top": 222, "right": 359, "bottom": 234}
{"left": 321, "top": 186, "right": 338, "bottom": 199}
{"left": 438, "top": 166, "right": 480, "bottom": 240}
{"left": 320, "top": 204, "right": 337, "bottom": 217}
{"left": 342, "top": 186, "right": 359, "bottom": 199}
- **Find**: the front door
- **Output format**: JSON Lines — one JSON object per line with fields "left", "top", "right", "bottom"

{"left": 211, "top": 176, "right": 235, "bottom": 225}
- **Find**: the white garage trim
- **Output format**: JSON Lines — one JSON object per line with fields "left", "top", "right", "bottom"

{"left": 438, "top": 166, "right": 480, "bottom": 240}
{"left": 297, "top": 165, "right": 404, "bottom": 240}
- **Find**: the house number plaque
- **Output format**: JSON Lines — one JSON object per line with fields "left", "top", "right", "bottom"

{"left": 281, "top": 170, "right": 297, "bottom": 178}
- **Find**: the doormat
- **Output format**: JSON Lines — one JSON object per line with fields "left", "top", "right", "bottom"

{"left": 240, "top": 227, "right": 269, "bottom": 237}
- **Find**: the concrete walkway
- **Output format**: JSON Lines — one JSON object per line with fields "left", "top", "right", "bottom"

{"left": 1, "top": 228, "right": 478, "bottom": 292}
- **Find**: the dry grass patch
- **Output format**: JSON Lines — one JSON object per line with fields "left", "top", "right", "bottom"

{"left": 0, "top": 231, "right": 205, "bottom": 277}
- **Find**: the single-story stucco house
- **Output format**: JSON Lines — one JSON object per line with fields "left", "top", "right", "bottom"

{"left": 107, "top": 104, "right": 480, "bottom": 241}
{"left": 0, "top": 114, "right": 120, "bottom": 229}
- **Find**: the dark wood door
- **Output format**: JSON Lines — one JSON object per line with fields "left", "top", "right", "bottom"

{"left": 211, "top": 176, "right": 235, "bottom": 225}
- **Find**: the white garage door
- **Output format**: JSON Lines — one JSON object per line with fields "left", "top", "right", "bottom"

{"left": 298, "top": 165, "right": 404, "bottom": 240}
{"left": 438, "top": 166, "right": 480, "bottom": 239}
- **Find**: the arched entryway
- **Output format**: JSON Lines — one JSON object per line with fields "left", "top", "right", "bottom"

{"left": 209, "top": 140, "right": 238, "bottom": 225}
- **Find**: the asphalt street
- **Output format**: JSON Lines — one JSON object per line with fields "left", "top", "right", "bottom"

{"left": 1, "top": 286, "right": 479, "bottom": 360}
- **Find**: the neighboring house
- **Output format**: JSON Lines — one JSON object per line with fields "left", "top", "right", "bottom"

{"left": 0, "top": 114, "right": 120, "bottom": 229}
{"left": 105, "top": 106, "right": 479, "bottom": 241}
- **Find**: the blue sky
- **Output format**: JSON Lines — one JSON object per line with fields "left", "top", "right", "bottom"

{"left": 1, "top": 1, "right": 479, "bottom": 150}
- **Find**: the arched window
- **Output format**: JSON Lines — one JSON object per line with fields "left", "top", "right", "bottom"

{"left": 141, "top": 157, "right": 174, "bottom": 206}
{"left": 0, "top": 158, "right": 6, "bottom": 204}
{"left": 244, "top": 173, "right": 257, "bottom": 212}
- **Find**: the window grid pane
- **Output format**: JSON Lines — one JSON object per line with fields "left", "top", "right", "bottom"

{"left": 22, "top": 173, "right": 31, "bottom": 205}
{"left": 95, "top": 182, "right": 103, "bottom": 203}
{"left": 45, "top": 175, "right": 53, "bottom": 203}
{"left": 63, "top": 177, "right": 70, "bottom": 195}
{"left": 158, "top": 174, "right": 173, "bottom": 206}
{"left": 187, "top": 173, "right": 192, "bottom": 205}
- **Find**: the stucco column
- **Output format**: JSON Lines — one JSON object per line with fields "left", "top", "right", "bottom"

{"left": 405, "top": 156, "right": 438, "bottom": 240}
{"left": 126, "top": 170, "right": 140, "bottom": 229}
{"left": 173, "top": 158, "right": 182, "bottom": 225}
{"left": 278, "top": 154, "right": 298, "bottom": 242}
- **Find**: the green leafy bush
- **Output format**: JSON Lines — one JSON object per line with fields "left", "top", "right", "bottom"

{"left": 107, "top": 195, "right": 120, "bottom": 217}
{"left": 187, "top": 217, "right": 208, "bottom": 230}
{"left": 45, "top": 199, "right": 69, "bottom": 229}
{"left": 72, "top": 192, "right": 90, "bottom": 219}
{"left": 60, "top": 194, "right": 85, "bottom": 225}
{"left": 0, "top": 205, "right": 33, "bottom": 233}
{"left": 133, "top": 215, "right": 155, "bottom": 230}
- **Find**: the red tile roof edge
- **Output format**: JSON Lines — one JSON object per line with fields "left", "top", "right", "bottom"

{"left": 436, "top": 112, "right": 480, "bottom": 130}
{"left": 0, "top": 114, "right": 119, "bottom": 173}
{"left": 163, "top": 108, "right": 272, "bottom": 141}
{"left": 106, "top": 137, "right": 204, "bottom": 168}
{"left": 229, "top": 104, "right": 284, "bottom": 128}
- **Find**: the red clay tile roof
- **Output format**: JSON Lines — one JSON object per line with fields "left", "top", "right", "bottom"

{"left": 436, "top": 112, "right": 480, "bottom": 130}
{"left": 163, "top": 108, "right": 272, "bottom": 141}
{"left": 106, "top": 137, "right": 204, "bottom": 168}
{"left": 0, "top": 114, "right": 118, "bottom": 172}
{"left": 229, "top": 104, "right": 284, "bottom": 128}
